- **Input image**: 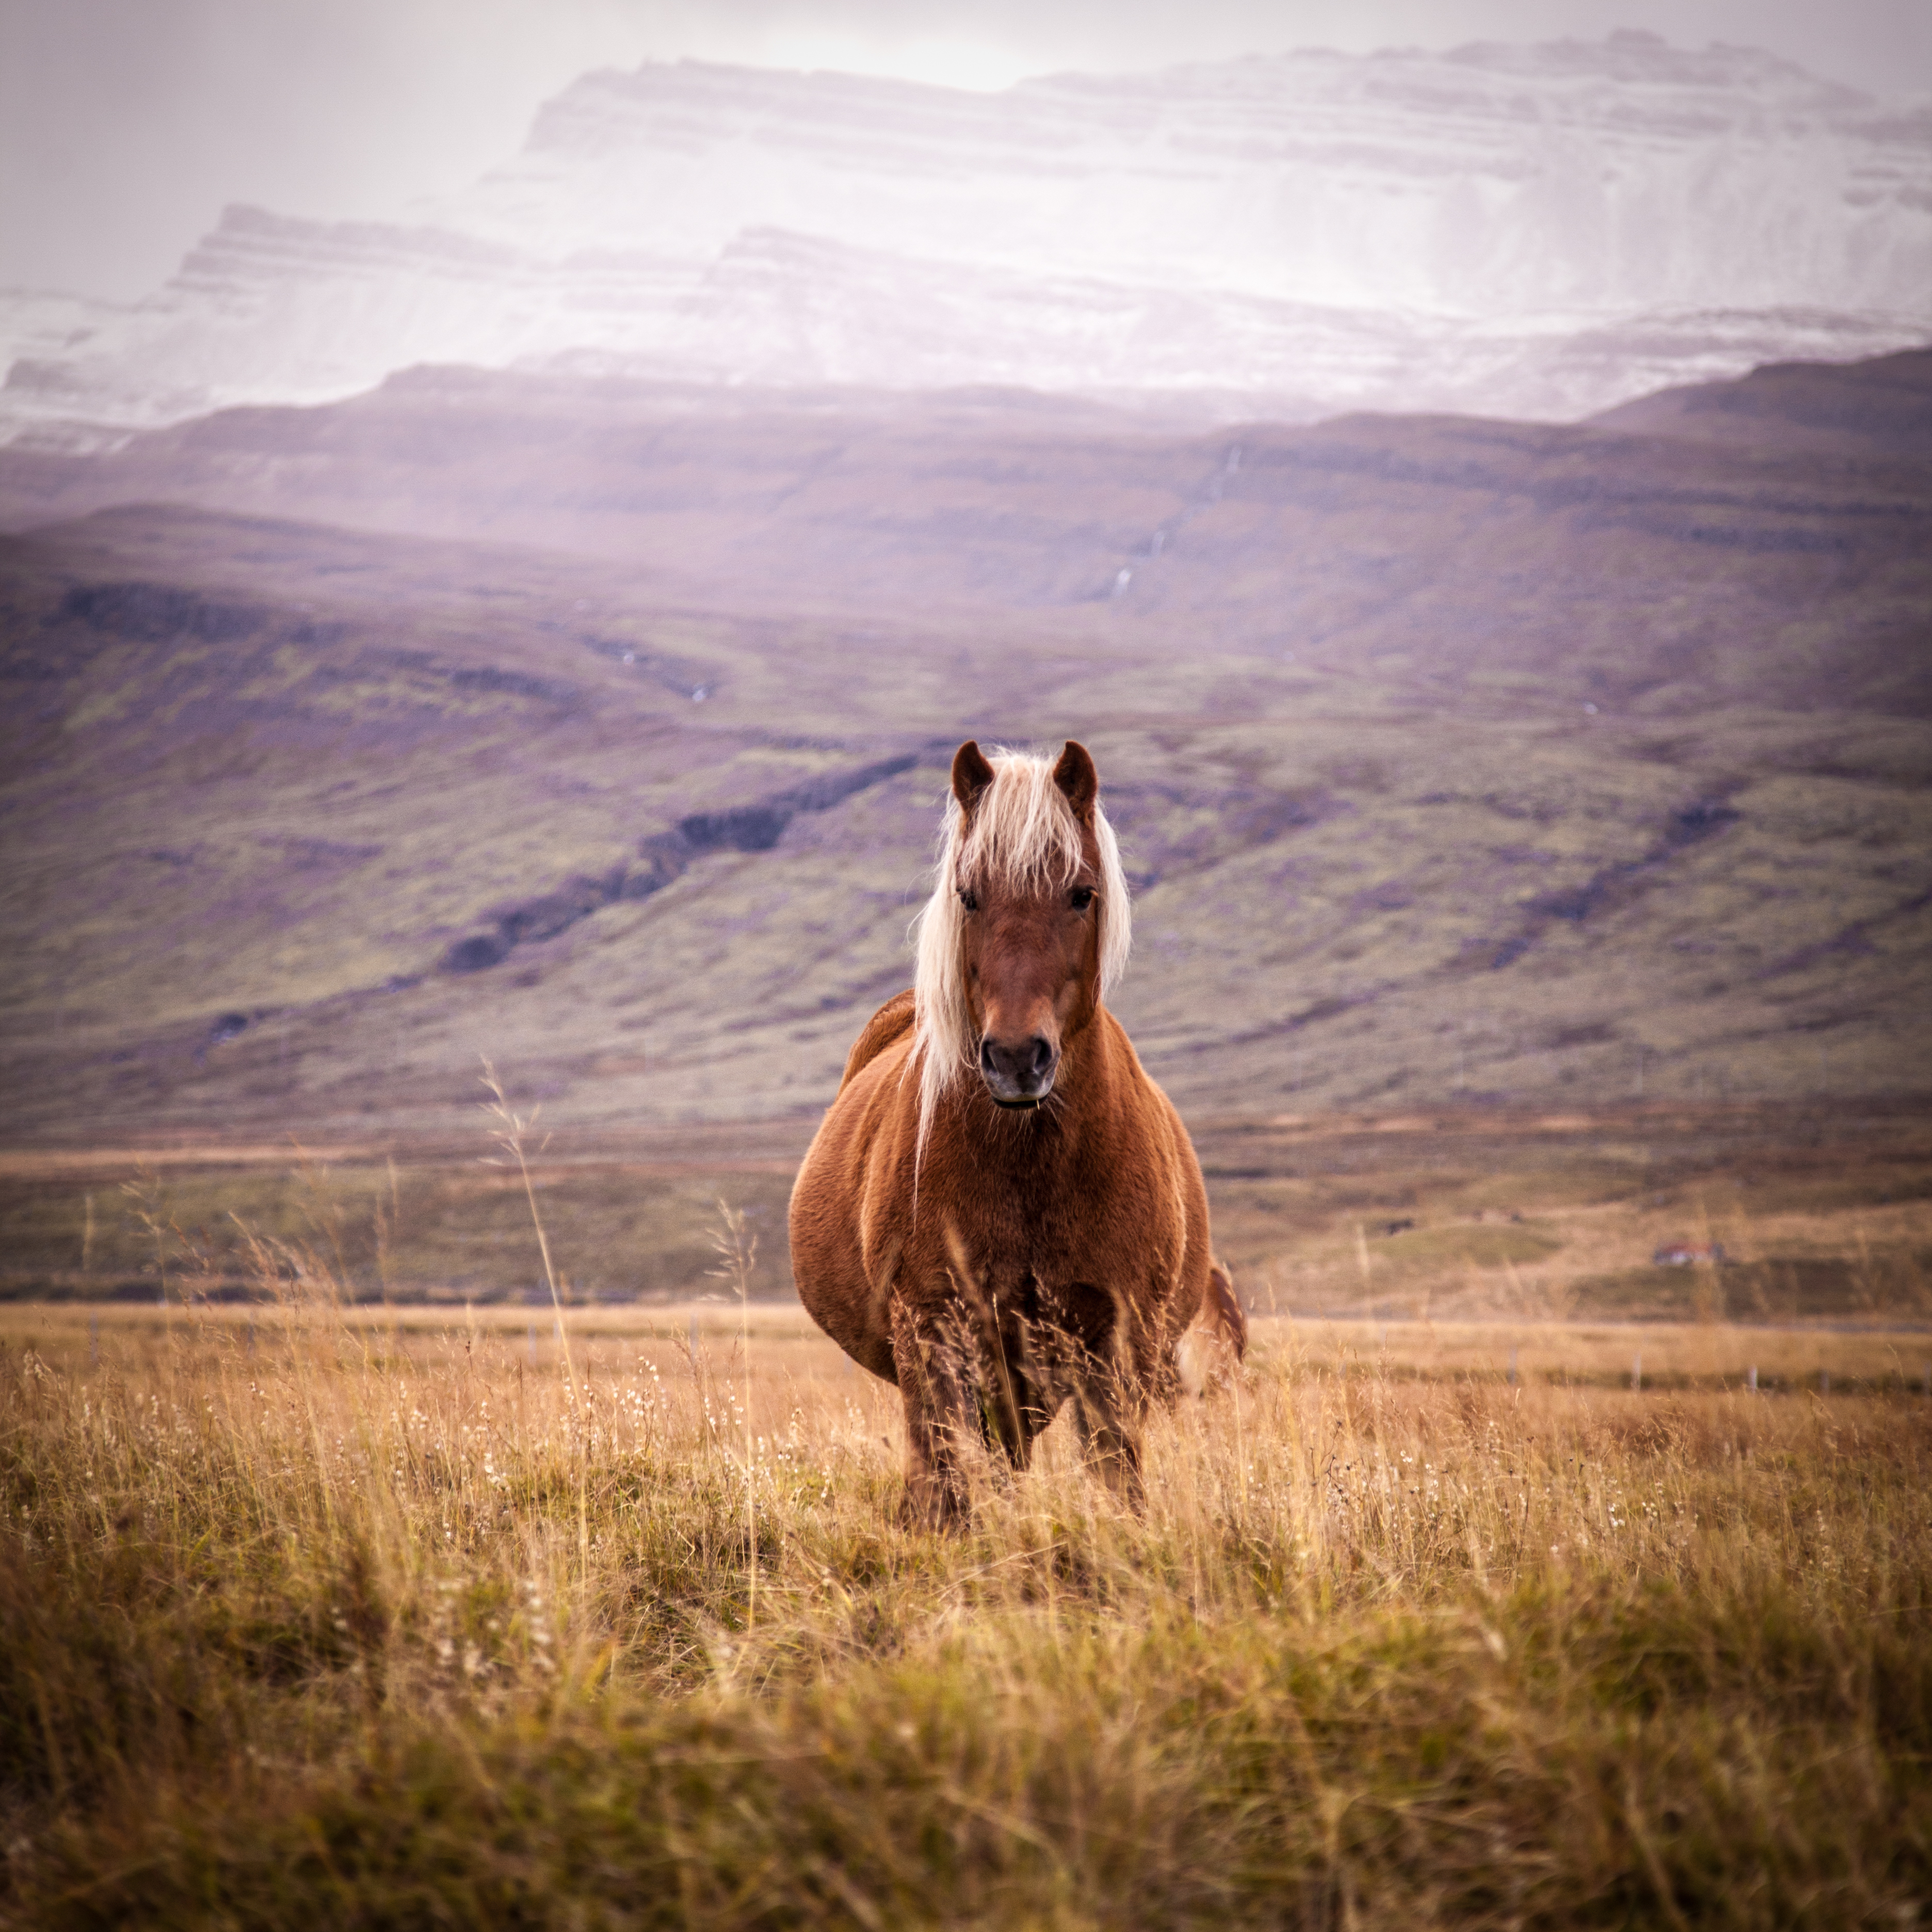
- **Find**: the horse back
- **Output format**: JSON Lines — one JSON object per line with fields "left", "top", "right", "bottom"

{"left": 838, "top": 989, "right": 915, "bottom": 1093}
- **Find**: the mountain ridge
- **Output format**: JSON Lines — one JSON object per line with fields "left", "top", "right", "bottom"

{"left": 2, "top": 34, "right": 1926, "bottom": 448}
{"left": 5, "top": 350, "right": 1927, "bottom": 722}
{"left": 1589, "top": 346, "right": 1932, "bottom": 457}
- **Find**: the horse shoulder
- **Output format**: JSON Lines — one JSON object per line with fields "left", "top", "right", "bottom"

{"left": 1143, "top": 1078, "right": 1236, "bottom": 1351}
{"left": 801, "top": 1024, "right": 924, "bottom": 1256}
{"left": 791, "top": 1023, "right": 920, "bottom": 1382}
{"left": 1099, "top": 1011, "right": 1200, "bottom": 1184}
{"left": 838, "top": 989, "right": 916, "bottom": 1093}
{"left": 1097, "top": 1008, "right": 1216, "bottom": 1303}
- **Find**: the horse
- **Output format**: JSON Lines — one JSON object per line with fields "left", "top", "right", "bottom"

{"left": 788, "top": 738, "right": 1247, "bottom": 1526}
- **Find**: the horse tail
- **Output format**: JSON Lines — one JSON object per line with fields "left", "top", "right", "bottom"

{"left": 837, "top": 989, "right": 916, "bottom": 1093}
{"left": 1206, "top": 1260, "right": 1247, "bottom": 1361}
{"left": 1177, "top": 1258, "right": 1247, "bottom": 1397}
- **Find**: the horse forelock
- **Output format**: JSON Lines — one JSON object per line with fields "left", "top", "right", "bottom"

{"left": 909, "top": 748, "right": 1131, "bottom": 1163}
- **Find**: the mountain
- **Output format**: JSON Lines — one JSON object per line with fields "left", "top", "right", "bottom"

{"left": 1590, "top": 345, "right": 1932, "bottom": 458}
{"left": 5, "top": 355, "right": 1931, "bottom": 716}
{"left": 1, "top": 349, "right": 1926, "bottom": 1147}
{"left": 3, "top": 33, "right": 1928, "bottom": 448}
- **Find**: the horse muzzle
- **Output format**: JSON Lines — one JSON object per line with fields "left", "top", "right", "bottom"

{"left": 979, "top": 1033, "right": 1059, "bottom": 1108}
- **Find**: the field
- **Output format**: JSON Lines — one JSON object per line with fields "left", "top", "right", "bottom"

{"left": 6, "top": 1098, "right": 1932, "bottom": 1929}
{"left": 3, "top": 1098, "right": 1926, "bottom": 1324}
{"left": 6, "top": 1271, "right": 1932, "bottom": 1928}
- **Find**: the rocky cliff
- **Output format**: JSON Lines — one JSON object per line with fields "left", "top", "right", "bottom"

{"left": 4, "top": 33, "right": 1926, "bottom": 446}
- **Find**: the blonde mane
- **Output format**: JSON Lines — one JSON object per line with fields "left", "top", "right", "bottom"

{"left": 910, "top": 747, "right": 1131, "bottom": 1156}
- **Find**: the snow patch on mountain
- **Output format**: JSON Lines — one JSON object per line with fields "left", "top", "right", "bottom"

{"left": 3, "top": 32, "right": 1928, "bottom": 444}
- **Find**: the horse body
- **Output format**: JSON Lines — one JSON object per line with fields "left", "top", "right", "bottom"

{"left": 788, "top": 740, "right": 1243, "bottom": 1524}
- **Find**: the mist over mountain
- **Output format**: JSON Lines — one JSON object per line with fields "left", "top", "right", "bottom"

{"left": 4, "top": 30, "right": 1928, "bottom": 448}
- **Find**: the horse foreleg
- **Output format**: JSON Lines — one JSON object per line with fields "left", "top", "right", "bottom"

{"left": 890, "top": 1303, "right": 975, "bottom": 1531}
{"left": 1072, "top": 1373, "right": 1146, "bottom": 1514}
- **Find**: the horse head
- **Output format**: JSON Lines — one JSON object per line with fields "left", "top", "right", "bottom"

{"left": 948, "top": 738, "right": 1106, "bottom": 1109}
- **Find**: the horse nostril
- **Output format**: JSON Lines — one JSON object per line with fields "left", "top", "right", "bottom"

{"left": 980, "top": 1035, "right": 1055, "bottom": 1094}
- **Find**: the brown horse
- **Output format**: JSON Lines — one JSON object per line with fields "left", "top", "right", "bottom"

{"left": 788, "top": 739, "right": 1246, "bottom": 1525}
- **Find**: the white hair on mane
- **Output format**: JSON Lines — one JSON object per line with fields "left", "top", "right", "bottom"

{"left": 909, "top": 746, "right": 1131, "bottom": 1157}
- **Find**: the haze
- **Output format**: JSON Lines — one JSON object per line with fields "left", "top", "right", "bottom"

{"left": 3, "top": 0, "right": 1927, "bottom": 302}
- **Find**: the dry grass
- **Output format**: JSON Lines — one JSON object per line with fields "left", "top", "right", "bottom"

{"left": 6, "top": 1098, "right": 1927, "bottom": 1320}
{"left": 4, "top": 1264, "right": 1931, "bottom": 1927}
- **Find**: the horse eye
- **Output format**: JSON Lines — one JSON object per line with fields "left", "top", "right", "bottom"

{"left": 957, "top": 887, "right": 978, "bottom": 912}
{"left": 1070, "top": 886, "right": 1096, "bottom": 912}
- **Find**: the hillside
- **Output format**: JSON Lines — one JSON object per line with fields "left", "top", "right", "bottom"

{"left": 1589, "top": 345, "right": 1932, "bottom": 458}
{"left": 0, "top": 348, "right": 1927, "bottom": 1149}
{"left": 6, "top": 355, "right": 1930, "bottom": 713}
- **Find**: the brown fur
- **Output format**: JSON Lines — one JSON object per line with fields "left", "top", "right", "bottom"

{"left": 788, "top": 740, "right": 1245, "bottom": 1526}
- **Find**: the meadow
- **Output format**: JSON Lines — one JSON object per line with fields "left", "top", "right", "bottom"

{"left": 1, "top": 349, "right": 1927, "bottom": 1925}
{"left": 5, "top": 1262, "right": 1930, "bottom": 1927}
{"left": 6, "top": 1097, "right": 1928, "bottom": 1311}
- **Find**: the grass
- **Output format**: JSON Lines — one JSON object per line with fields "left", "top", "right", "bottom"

{"left": 0, "top": 1144, "right": 803, "bottom": 1304}
{"left": 5, "top": 1274, "right": 1932, "bottom": 1926}
{"left": 6, "top": 1098, "right": 1931, "bottom": 1318}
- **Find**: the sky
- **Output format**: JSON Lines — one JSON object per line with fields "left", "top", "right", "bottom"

{"left": 3, "top": 0, "right": 1928, "bottom": 302}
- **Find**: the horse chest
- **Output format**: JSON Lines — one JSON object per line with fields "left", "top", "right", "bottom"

{"left": 928, "top": 1131, "right": 1179, "bottom": 1298}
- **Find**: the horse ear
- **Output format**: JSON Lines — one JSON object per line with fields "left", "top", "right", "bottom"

{"left": 952, "top": 740, "right": 995, "bottom": 814}
{"left": 1052, "top": 740, "right": 1099, "bottom": 823}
